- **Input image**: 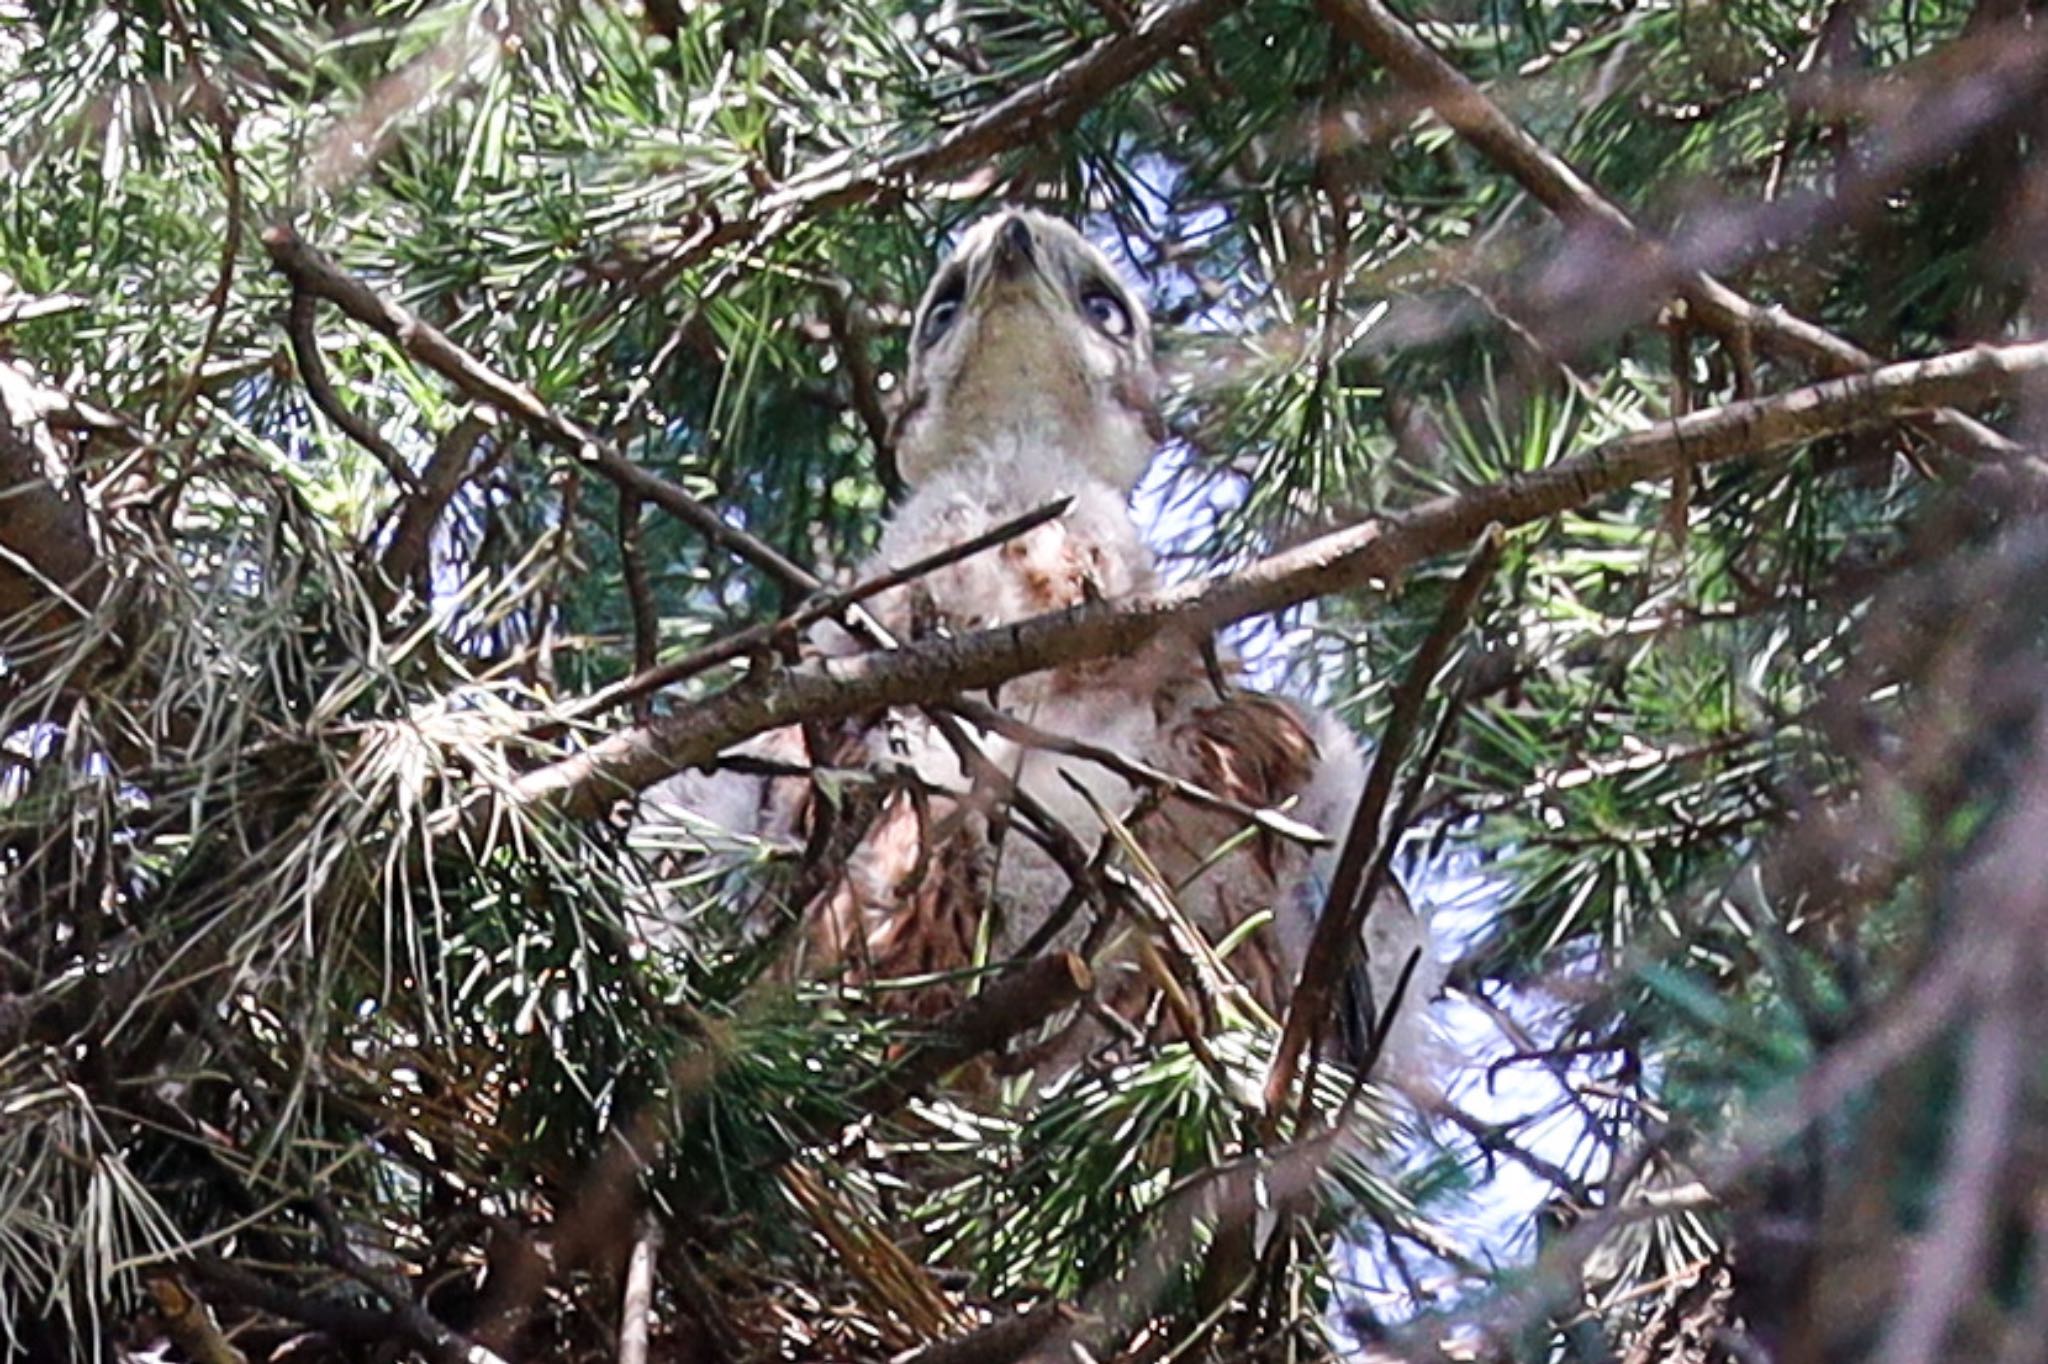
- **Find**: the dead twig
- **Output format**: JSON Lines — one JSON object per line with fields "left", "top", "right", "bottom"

{"left": 262, "top": 224, "right": 810, "bottom": 593}
{"left": 618, "top": 490, "right": 659, "bottom": 723}
{"left": 561, "top": 498, "right": 1072, "bottom": 726}
{"left": 849, "top": 951, "right": 1096, "bottom": 1115}
{"left": 822, "top": 283, "right": 902, "bottom": 501}
{"left": 374, "top": 409, "right": 499, "bottom": 608}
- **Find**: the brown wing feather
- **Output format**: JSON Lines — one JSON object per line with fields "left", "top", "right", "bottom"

{"left": 1138, "top": 689, "right": 1324, "bottom": 1022}
{"left": 803, "top": 787, "right": 987, "bottom": 1019}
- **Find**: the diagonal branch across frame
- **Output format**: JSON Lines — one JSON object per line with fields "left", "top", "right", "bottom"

{"left": 514, "top": 339, "right": 2048, "bottom": 820}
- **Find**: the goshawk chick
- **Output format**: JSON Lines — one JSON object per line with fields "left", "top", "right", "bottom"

{"left": 643, "top": 211, "right": 1438, "bottom": 1077}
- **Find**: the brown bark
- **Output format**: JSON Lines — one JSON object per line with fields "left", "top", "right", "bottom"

{"left": 514, "top": 338, "right": 2048, "bottom": 820}
{"left": 0, "top": 362, "right": 110, "bottom": 679}
{"left": 263, "top": 224, "right": 821, "bottom": 596}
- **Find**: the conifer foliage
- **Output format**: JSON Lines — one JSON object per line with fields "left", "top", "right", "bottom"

{"left": 2, "top": 0, "right": 2047, "bottom": 1360}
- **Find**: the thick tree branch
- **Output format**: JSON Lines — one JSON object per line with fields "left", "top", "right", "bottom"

{"left": 641, "top": 0, "right": 1240, "bottom": 281}
{"left": 1318, "top": 0, "right": 2026, "bottom": 459}
{"left": 513, "top": 338, "right": 2048, "bottom": 821}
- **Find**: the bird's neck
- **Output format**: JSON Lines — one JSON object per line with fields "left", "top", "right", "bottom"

{"left": 915, "top": 413, "right": 1154, "bottom": 498}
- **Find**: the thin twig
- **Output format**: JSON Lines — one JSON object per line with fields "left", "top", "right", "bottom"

{"left": 560, "top": 498, "right": 1072, "bottom": 725}
{"left": 374, "top": 409, "right": 499, "bottom": 607}
{"left": 161, "top": 0, "right": 243, "bottom": 435}
{"left": 618, "top": 490, "right": 659, "bottom": 723}
{"left": 1264, "top": 525, "right": 1502, "bottom": 1113}
{"left": 262, "top": 225, "right": 808, "bottom": 591}
{"left": 848, "top": 951, "right": 1094, "bottom": 1116}
{"left": 284, "top": 284, "right": 420, "bottom": 492}
{"left": 943, "top": 696, "right": 1329, "bottom": 848}
{"left": 822, "top": 283, "right": 902, "bottom": 501}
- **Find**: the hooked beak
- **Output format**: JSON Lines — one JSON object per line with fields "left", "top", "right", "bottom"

{"left": 991, "top": 215, "right": 1036, "bottom": 281}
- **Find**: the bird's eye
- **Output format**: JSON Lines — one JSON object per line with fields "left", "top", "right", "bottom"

{"left": 920, "top": 278, "right": 965, "bottom": 350}
{"left": 1080, "top": 285, "right": 1132, "bottom": 339}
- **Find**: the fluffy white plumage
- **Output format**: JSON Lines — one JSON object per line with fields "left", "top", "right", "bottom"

{"left": 640, "top": 211, "right": 1439, "bottom": 1076}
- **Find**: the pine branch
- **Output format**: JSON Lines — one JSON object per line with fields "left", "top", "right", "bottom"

{"left": 513, "top": 338, "right": 2048, "bottom": 820}
{"left": 260, "top": 224, "right": 820, "bottom": 596}
{"left": 1263, "top": 526, "right": 1501, "bottom": 1113}
{"left": 374, "top": 409, "right": 499, "bottom": 607}
{"left": 1318, "top": 0, "right": 2031, "bottom": 459}
{"left": 559, "top": 498, "right": 1073, "bottom": 724}
{"left": 638, "top": 0, "right": 1242, "bottom": 283}
{"left": 285, "top": 284, "right": 421, "bottom": 492}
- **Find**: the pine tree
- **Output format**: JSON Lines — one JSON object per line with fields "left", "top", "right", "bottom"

{"left": 2, "top": 0, "right": 2046, "bottom": 1360}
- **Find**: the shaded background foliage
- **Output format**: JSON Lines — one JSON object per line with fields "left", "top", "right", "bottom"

{"left": 1, "top": 0, "right": 2046, "bottom": 1361}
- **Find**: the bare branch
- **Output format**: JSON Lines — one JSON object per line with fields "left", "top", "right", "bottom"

{"left": 513, "top": 338, "right": 2048, "bottom": 821}
{"left": 617, "top": 490, "right": 659, "bottom": 722}
{"left": 822, "top": 284, "right": 903, "bottom": 501}
{"left": 284, "top": 285, "right": 420, "bottom": 493}
{"left": 374, "top": 409, "right": 498, "bottom": 606}
{"left": 561, "top": 498, "right": 1072, "bottom": 725}
{"left": 1319, "top": 0, "right": 2028, "bottom": 459}
{"left": 1264, "top": 526, "right": 1501, "bottom": 1113}
{"left": 260, "top": 224, "right": 817, "bottom": 595}
{"left": 849, "top": 951, "right": 1095, "bottom": 1116}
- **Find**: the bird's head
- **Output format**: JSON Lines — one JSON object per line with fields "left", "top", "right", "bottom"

{"left": 892, "top": 210, "right": 1162, "bottom": 491}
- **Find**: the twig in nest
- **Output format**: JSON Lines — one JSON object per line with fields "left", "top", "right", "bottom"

{"left": 147, "top": 1274, "right": 249, "bottom": 1364}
